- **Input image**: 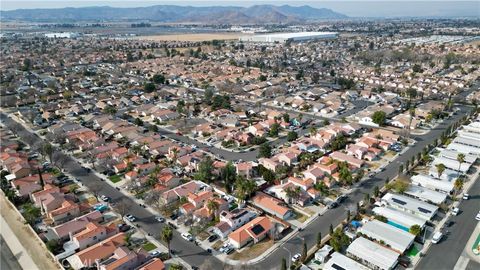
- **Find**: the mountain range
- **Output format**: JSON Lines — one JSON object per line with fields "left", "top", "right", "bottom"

{"left": 0, "top": 5, "right": 348, "bottom": 24}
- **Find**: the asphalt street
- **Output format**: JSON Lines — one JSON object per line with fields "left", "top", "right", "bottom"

{"left": 416, "top": 173, "right": 480, "bottom": 270}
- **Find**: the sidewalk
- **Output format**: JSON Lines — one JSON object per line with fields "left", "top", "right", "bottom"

{"left": 1, "top": 193, "right": 61, "bottom": 270}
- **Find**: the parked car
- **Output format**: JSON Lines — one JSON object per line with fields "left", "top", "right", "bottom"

{"left": 100, "top": 195, "right": 110, "bottom": 202}
{"left": 476, "top": 211, "right": 480, "bottom": 221}
{"left": 327, "top": 202, "right": 338, "bottom": 209}
{"left": 181, "top": 233, "right": 194, "bottom": 242}
{"left": 125, "top": 214, "right": 136, "bottom": 222}
{"left": 219, "top": 243, "right": 231, "bottom": 253}
{"left": 149, "top": 251, "right": 160, "bottom": 258}
{"left": 207, "top": 234, "right": 218, "bottom": 243}
{"left": 167, "top": 222, "right": 177, "bottom": 229}
{"left": 224, "top": 247, "right": 234, "bottom": 254}
{"left": 432, "top": 232, "right": 443, "bottom": 244}
{"left": 154, "top": 216, "right": 165, "bottom": 223}
{"left": 291, "top": 253, "right": 302, "bottom": 263}
{"left": 117, "top": 223, "right": 131, "bottom": 232}
{"left": 463, "top": 193, "right": 470, "bottom": 200}
{"left": 452, "top": 207, "right": 460, "bottom": 216}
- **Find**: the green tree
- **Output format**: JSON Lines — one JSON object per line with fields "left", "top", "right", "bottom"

{"left": 152, "top": 74, "right": 165, "bottom": 84}
{"left": 220, "top": 161, "right": 236, "bottom": 193}
{"left": 41, "top": 142, "right": 54, "bottom": 163}
{"left": 287, "top": 131, "right": 298, "bottom": 142}
{"left": 22, "top": 203, "right": 41, "bottom": 225}
{"left": 373, "top": 186, "right": 380, "bottom": 197}
{"left": 161, "top": 226, "right": 173, "bottom": 256}
{"left": 457, "top": 153, "right": 465, "bottom": 173}
{"left": 372, "top": 111, "right": 387, "bottom": 126}
{"left": 234, "top": 175, "right": 257, "bottom": 204}
{"left": 259, "top": 74, "right": 267, "bottom": 81}
{"left": 282, "top": 113, "right": 290, "bottom": 123}
{"left": 194, "top": 156, "right": 215, "bottom": 183}
{"left": 436, "top": 163, "right": 446, "bottom": 178}
{"left": 144, "top": 82, "right": 156, "bottom": 93}
{"left": 258, "top": 143, "right": 272, "bottom": 158}
{"left": 454, "top": 178, "right": 463, "bottom": 195}
{"left": 409, "top": 224, "right": 421, "bottom": 236}
{"left": 204, "top": 88, "right": 214, "bottom": 104}
{"left": 269, "top": 123, "right": 280, "bottom": 137}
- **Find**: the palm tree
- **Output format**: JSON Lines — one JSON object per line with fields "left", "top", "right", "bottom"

{"left": 456, "top": 153, "right": 465, "bottom": 173}
{"left": 285, "top": 186, "right": 301, "bottom": 204}
{"left": 454, "top": 178, "right": 463, "bottom": 195}
{"left": 408, "top": 106, "right": 416, "bottom": 139}
{"left": 436, "top": 163, "right": 446, "bottom": 178}
{"left": 161, "top": 226, "right": 173, "bottom": 256}
{"left": 206, "top": 199, "right": 219, "bottom": 220}
{"left": 234, "top": 176, "right": 257, "bottom": 204}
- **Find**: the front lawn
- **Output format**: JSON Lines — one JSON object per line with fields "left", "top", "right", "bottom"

{"left": 142, "top": 241, "right": 157, "bottom": 252}
{"left": 109, "top": 174, "right": 123, "bottom": 183}
{"left": 228, "top": 238, "right": 273, "bottom": 260}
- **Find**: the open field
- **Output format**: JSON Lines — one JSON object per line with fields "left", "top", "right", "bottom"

{"left": 133, "top": 32, "right": 246, "bottom": 42}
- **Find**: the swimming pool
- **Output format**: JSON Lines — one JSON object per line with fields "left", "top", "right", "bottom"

{"left": 387, "top": 220, "right": 410, "bottom": 232}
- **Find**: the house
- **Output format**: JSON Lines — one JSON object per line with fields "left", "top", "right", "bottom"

{"left": 277, "top": 152, "right": 298, "bottom": 166}
{"left": 47, "top": 200, "right": 81, "bottom": 225}
{"left": 161, "top": 181, "right": 210, "bottom": 205}
{"left": 66, "top": 233, "right": 126, "bottom": 270}
{"left": 228, "top": 216, "right": 273, "bottom": 249}
{"left": 252, "top": 192, "right": 293, "bottom": 219}
{"left": 215, "top": 208, "right": 258, "bottom": 238}
{"left": 49, "top": 211, "right": 104, "bottom": 241}
{"left": 391, "top": 113, "right": 419, "bottom": 129}
{"left": 136, "top": 258, "right": 165, "bottom": 270}
{"left": 236, "top": 162, "right": 255, "bottom": 178}
{"left": 346, "top": 237, "right": 399, "bottom": 270}
{"left": 97, "top": 246, "right": 149, "bottom": 270}
{"left": 329, "top": 151, "right": 364, "bottom": 169}
{"left": 258, "top": 158, "right": 280, "bottom": 172}
{"left": 193, "top": 197, "right": 228, "bottom": 222}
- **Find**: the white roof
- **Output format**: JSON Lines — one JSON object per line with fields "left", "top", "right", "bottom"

{"left": 382, "top": 193, "right": 438, "bottom": 220}
{"left": 314, "top": 244, "right": 333, "bottom": 261}
{"left": 458, "top": 130, "right": 480, "bottom": 141}
{"left": 453, "top": 136, "right": 480, "bottom": 149}
{"left": 346, "top": 237, "right": 399, "bottom": 270}
{"left": 324, "top": 252, "right": 369, "bottom": 270}
{"left": 462, "top": 123, "right": 480, "bottom": 134}
{"left": 411, "top": 174, "right": 455, "bottom": 193}
{"left": 373, "top": 206, "right": 427, "bottom": 229}
{"left": 432, "top": 156, "right": 471, "bottom": 173}
{"left": 254, "top": 31, "right": 338, "bottom": 39}
{"left": 405, "top": 185, "right": 448, "bottom": 205}
{"left": 438, "top": 148, "right": 477, "bottom": 164}
{"left": 359, "top": 220, "right": 415, "bottom": 253}
{"left": 446, "top": 142, "right": 480, "bottom": 156}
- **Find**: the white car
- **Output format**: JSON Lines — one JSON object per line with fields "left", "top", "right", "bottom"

{"left": 292, "top": 253, "right": 302, "bottom": 263}
{"left": 125, "top": 214, "right": 136, "bottom": 222}
{"left": 181, "top": 233, "right": 194, "bottom": 241}
{"left": 452, "top": 207, "right": 460, "bottom": 216}
{"left": 432, "top": 231, "right": 443, "bottom": 244}
{"left": 476, "top": 212, "right": 480, "bottom": 221}
{"left": 463, "top": 193, "right": 470, "bottom": 200}
{"left": 100, "top": 195, "right": 110, "bottom": 202}
{"left": 219, "top": 242, "right": 230, "bottom": 253}
{"left": 149, "top": 251, "right": 160, "bottom": 257}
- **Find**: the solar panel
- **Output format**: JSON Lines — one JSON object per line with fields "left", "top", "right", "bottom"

{"left": 250, "top": 224, "right": 265, "bottom": 235}
{"left": 331, "top": 263, "right": 346, "bottom": 270}
{"left": 418, "top": 207, "right": 432, "bottom": 214}
{"left": 392, "top": 198, "right": 407, "bottom": 205}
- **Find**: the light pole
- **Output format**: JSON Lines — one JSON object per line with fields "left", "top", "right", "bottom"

{"left": 282, "top": 246, "right": 291, "bottom": 270}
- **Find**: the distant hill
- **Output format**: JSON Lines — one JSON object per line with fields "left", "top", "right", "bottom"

{"left": 0, "top": 4, "right": 347, "bottom": 23}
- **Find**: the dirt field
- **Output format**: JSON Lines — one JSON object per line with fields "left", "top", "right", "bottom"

{"left": 133, "top": 32, "right": 246, "bottom": 42}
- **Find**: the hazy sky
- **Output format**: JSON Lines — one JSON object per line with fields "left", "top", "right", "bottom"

{"left": 1, "top": 1, "right": 479, "bottom": 17}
